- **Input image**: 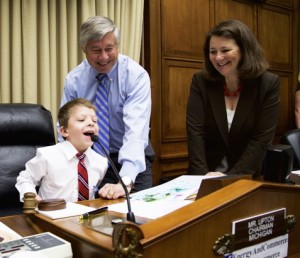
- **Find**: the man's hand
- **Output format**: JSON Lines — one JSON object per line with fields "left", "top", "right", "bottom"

{"left": 205, "top": 171, "right": 226, "bottom": 177}
{"left": 98, "top": 182, "right": 132, "bottom": 199}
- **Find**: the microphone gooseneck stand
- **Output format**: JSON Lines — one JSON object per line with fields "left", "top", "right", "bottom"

{"left": 91, "top": 135, "right": 136, "bottom": 223}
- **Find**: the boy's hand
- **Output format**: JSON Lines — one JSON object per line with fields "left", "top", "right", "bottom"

{"left": 35, "top": 195, "right": 42, "bottom": 203}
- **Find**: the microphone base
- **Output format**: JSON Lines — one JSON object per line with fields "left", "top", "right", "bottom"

{"left": 127, "top": 212, "right": 136, "bottom": 223}
{"left": 79, "top": 213, "right": 143, "bottom": 236}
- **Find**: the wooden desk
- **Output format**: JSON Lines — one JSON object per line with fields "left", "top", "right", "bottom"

{"left": 1, "top": 199, "right": 126, "bottom": 258}
{"left": 1, "top": 180, "right": 300, "bottom": 258}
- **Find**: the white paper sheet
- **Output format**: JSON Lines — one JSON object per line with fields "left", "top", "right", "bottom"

{"left": 36, "top": 202, "right": 95, "bottom": 220}
{"left": 291, "top": 170, "right": 300, "bottom": 175}
{"left": 108, "top": 199, "right": 193, "bottom": 219}
{"left": 108, "top": 175, "right": 215, "bottom": 219}
{"left": 0, "top": 222, "right": 22, "bottom": 242}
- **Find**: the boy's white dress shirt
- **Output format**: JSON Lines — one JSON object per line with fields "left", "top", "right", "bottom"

{"left": 16, "top": 141, "right": 108, "bottom": 202}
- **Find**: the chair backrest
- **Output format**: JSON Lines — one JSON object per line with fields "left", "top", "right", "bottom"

{"left": 0, "top": 103, "right": 55, "bottom": 216}
{"left": 280, "top": 128, "right": 300, "bottom": 170}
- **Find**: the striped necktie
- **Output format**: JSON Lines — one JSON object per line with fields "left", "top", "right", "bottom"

{"left": 77, "top": 153, "right": 89, "bottom": 201}
{"left": 94, "top": 73, "right": 110, "bottom": 156}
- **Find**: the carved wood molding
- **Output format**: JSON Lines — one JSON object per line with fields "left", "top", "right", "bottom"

{"left": 113, "top": 222, "right": 144, "bottom": 258}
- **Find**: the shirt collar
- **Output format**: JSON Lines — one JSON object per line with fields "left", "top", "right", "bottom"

{"left": 59, "top": 141, "right": 93, "bottom": 161}
{"left": 107, "top": 62, "right": 118, "bottom": 80}
{"left": 87, "top": 59, "right": 118, "bottom": 81}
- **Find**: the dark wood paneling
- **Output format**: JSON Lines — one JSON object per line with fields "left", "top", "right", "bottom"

{"left": 258, "top": 5, "right": 293, "bottom": 69}
{"left": 162, "top": 61, "right": 200, "bottom": 142}
{"left": 265, "top": 0, "right": 294, "bottom": 8}
{"left": 215, "top": 0, "right": 257, "bottom": 31}
{"left": 146, "top": 0, "right": 299, "bottom": 185}
{"left": 161, "top": 0, "right": 210, "bottom": 60}
{"left": 276, "top": 72, "right": 294, "bottom": 132}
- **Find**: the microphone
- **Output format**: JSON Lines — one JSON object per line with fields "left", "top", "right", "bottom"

{"left": 91, "top": 134, "right": 136, "bottom": 223}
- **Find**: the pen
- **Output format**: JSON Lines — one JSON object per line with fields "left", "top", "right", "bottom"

{"left": 80, "top": 206, "right": 108, "bottom": 220}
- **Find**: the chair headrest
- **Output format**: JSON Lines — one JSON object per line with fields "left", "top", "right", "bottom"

{"left": 0, "top": 103, "right": 55, "bottom": 145}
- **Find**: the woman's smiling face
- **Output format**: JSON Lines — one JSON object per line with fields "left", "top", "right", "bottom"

{"left": 209, "top": 36, "right": 241, "bottom": 79}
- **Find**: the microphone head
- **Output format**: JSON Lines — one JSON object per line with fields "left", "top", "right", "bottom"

{"left": 91, "top": 134, "right": 99, "bottom": 142}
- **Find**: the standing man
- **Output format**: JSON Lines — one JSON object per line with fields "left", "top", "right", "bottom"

{"left": 59, "top": 16, "right": 154, "bottom": 199}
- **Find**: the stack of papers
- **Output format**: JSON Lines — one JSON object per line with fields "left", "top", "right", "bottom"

{"left": 36, "top": 202, "right": 95, "bottom": 219}
{"left": 36, "top": 175, "right": 217, "bottom": 220}
{"left": 108, "top": 175, "right": 212, "bottom": 219}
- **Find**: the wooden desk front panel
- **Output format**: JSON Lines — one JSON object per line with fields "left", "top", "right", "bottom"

{"left": 140, "top": 181, "right": 300, "bottom": 258}
{"left": 1, "top": 181, "right": 300, "bottom": 258}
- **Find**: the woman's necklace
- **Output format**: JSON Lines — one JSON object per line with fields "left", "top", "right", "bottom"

{"left": 223, "top": 84, "right": 242, "bottom": 97}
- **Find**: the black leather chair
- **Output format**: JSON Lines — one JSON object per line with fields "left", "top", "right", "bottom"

{"left": 0, "top": 103, "right": 55, "bottom": 216}
{"left": 280, "top": 128, "right": 300, "bottom": 170}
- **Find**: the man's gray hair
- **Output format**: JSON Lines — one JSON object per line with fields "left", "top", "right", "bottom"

{"left": 80, "top": 16, "right": 120, "bottom": 48}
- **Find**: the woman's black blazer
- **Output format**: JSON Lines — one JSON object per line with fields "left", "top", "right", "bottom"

{"left": 186, "top": 71, "right": 280, "bottom": 177}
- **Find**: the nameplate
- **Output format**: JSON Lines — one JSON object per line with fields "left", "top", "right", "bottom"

{"left": 233, "top": 208, "right": 286, "bottom": 249}
{"left": 225, "top": 234, "right": 288, "bottom": 258}
{"left": 224, "top": 208, "right": 288, "bottom": 257}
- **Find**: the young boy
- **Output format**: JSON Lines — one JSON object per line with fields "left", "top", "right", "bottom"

{"left": 16, "top": 98, "right": 108, "bottom": 202}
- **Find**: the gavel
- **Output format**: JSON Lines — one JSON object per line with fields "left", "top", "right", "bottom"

{"left": 23, "top": 192, "right": 66, "bottom": 214}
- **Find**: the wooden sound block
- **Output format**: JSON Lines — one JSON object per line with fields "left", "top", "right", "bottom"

{"left": 196, "top": 174, "right": 252, "bottom": 199}
{"left": 37, "top": 198, "right": 66, "bottom": 211}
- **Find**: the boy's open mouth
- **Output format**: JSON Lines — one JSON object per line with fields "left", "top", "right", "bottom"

{"left": 83, "top": 132, "right": 94, "bottom": 137}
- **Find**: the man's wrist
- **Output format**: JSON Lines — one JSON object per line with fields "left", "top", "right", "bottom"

{"left": 121, "top": 176, "right": 134, "bottom": 190}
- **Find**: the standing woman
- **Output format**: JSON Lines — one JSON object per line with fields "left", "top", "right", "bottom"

{"left": 186, "top": 20, "right": 280, "bottom": 177}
